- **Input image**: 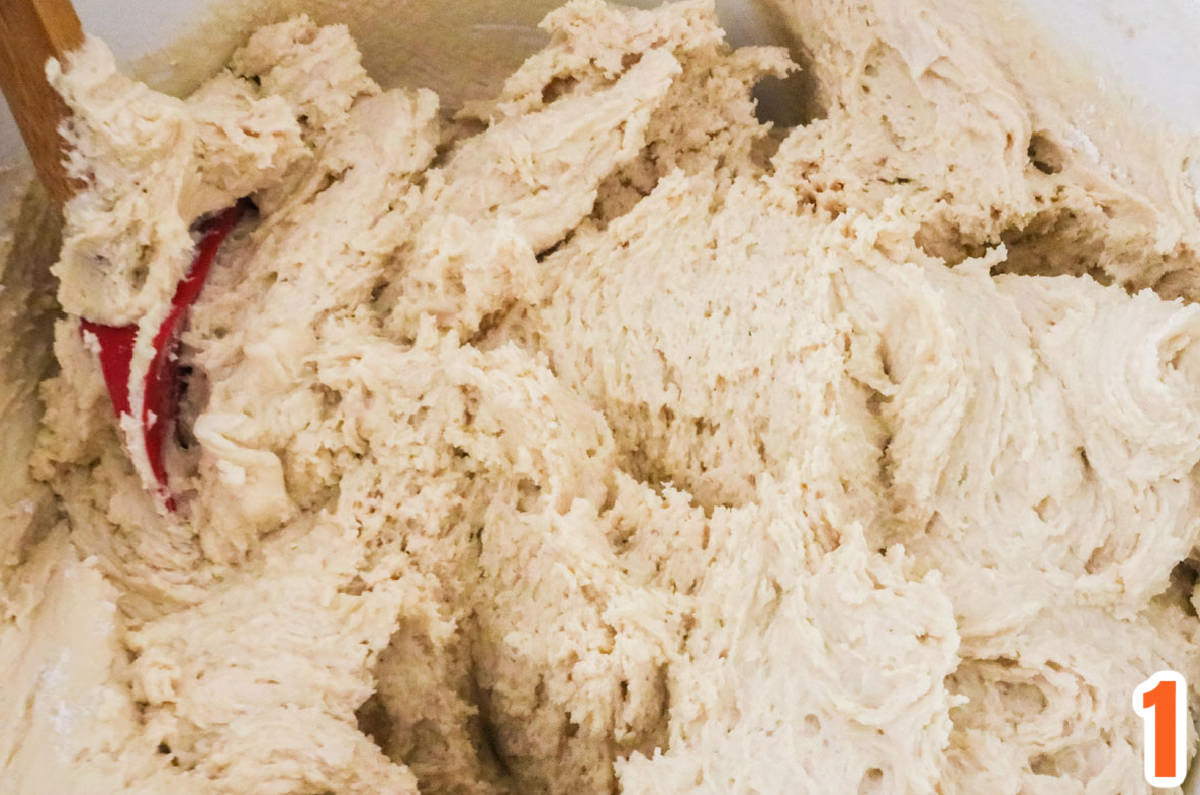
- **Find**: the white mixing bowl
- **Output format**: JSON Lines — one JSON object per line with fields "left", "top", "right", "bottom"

{"left": 1, "top": 1, "right": 1198, "bottom": 791}
{"left": 1, "top": 0, "right": 1198, "bottom": 164}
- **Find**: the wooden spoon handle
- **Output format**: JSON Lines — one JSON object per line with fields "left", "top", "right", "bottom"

{"left": 0, "top": 0, "right": 85, "bottom": 206}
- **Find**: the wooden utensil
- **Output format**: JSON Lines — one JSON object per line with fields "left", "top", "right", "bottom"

{"left": 0, "top": 0, "right": 84, "bottom": 205}
{"left": 0, "top": 0, "right": 245, "bottom": 512}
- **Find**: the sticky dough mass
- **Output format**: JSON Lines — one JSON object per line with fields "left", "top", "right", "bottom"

{"left": 5, "top": 1, "right": 1200, "bottom": 793}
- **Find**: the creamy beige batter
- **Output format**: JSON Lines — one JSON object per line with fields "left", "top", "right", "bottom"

{"left": 3, "top": 1, "right": 1200, "bottom": 792}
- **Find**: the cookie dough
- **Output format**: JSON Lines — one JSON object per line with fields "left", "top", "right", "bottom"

{"left": 3, "top": 1, "right": 1200, "bottom": 793}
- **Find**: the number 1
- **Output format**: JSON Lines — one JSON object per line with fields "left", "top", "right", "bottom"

{"left": 1133, "top": 670, "right": 1187, "bottom": 788}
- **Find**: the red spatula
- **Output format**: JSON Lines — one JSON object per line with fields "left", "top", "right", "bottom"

{"left": 0, "top": 0, "right": 241, "bottom": 510}
{"left": 79, "top": 205, "right": 243, "bottom": 510}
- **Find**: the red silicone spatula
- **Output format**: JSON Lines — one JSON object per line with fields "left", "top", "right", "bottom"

{"left": 79, "top": 205, "right": 243, "bottom": 510}
{"left": 0, "top": 0, "right": 241, "bottom": 510}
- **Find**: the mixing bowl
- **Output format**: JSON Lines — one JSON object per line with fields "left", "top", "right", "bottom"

{"left": 2, "top": 1, "right": 1199, "bottom": 792}
{"left": 1, "top": 0, "right": 1198, "bottom": 164}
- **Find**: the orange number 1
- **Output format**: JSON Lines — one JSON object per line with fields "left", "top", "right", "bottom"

{"left": 1133, "top": 670, "right": 1187, "bottom": 788}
